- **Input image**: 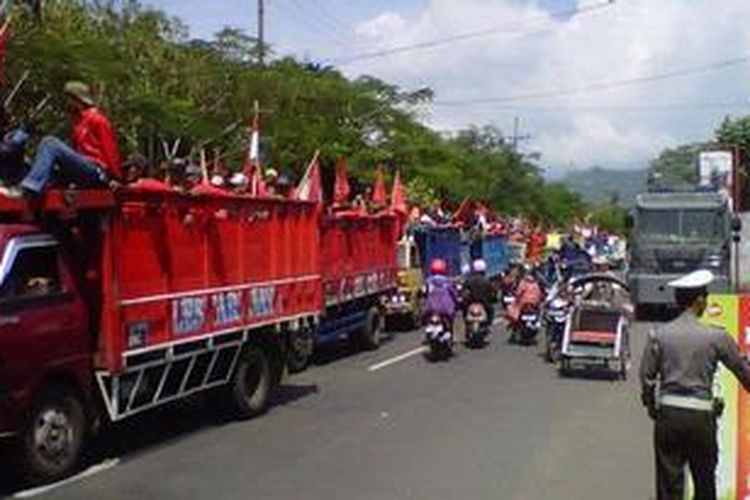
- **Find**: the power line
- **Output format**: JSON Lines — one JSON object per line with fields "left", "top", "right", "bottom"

{"left": 330, "top": 0, "right": 616, "bottom": 66}
{"left": 432, "top": 54, "right": 750, "bottom": 105}
{"left": 286, "top": 0, "right": 352, "bottom": 44}
{"left": 431, "top": 101, "right": 750, "bottom": 112}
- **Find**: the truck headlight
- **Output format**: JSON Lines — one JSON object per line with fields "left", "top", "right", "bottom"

{"left": 705, "top": 254, "right": 722, "bottom": 268}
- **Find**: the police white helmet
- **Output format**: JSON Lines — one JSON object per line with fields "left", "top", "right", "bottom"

{"left": 472, "top": 259, "right": 487, "bottom": 273}
{"left": 667, "top": 270, "right": 714, "bottom": 289}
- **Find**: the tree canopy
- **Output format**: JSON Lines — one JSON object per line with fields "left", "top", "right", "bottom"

{"left": 4, "top": 0, "right": 588, "bottom": 225}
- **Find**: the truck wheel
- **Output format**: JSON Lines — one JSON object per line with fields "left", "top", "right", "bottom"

{"left": 20, "top": 387, "right": 86, "bottom": 483}
{"left": 287, "top": 328, "right": 314, "bottom": 374}
{"left": 230, "top": 348, "right": 271, "bottom": 420}
{"left": 359, "top": 308, "right": 383, "bottom": 351}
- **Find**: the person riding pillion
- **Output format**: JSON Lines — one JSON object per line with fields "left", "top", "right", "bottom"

{"left": 639, "top": 269, "right": 750, "bottom": 500}
{"left": 464, "top": 259, "right": 497, "bottom": 324}
{"left": 2, "top": 81, "right": 121, "bottom": 198}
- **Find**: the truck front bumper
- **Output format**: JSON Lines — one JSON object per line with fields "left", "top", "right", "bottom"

{"left": 629, "top": 273, "right": 730, "bottom": 305}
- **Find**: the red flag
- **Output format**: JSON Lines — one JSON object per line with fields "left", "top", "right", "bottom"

{"left": 452, "top": 196, "right": 476, "bottom": 223}
{"left": 372, "top": 164, "right": 387, "bottom": 205}
{"left": 390, "top": 170, "right": 407, "bottom": 215}
{"left": 296, "top": 152, "right": 323, "bottom": 204}
{"left": 333, "top": 157, "right": 350, "bottom": 204}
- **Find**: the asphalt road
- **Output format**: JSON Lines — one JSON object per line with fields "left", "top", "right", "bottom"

{"left": 3, "top": 320, "right": 654, "bottom": 500}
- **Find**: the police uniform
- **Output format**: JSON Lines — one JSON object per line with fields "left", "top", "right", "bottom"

{"left": 639, "top": 270, "right": 750, "bottom": 500}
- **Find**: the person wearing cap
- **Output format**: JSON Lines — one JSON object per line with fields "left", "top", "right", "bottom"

{"left": 2, "top": 81, "right": 121, "bottom": 198}
{"left": 639, "top": 270, "right": 750, "bottom": 500}
{"left": 263, "top": 167, "right": 278, "bottom": 196}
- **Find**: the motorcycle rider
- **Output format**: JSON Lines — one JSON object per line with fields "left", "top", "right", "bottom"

{"left": 464, "top": 259, "right": 497, "bottom": 326}
{"left": 423, "top": 258, "right": 459, "bottom": 333}
{"left": 506, "top": 267, "right": 543, "bottom": 325}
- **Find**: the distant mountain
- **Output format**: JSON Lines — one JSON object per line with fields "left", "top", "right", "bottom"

{"left": 561, "top": 167, "right": 648, "bottom": 207}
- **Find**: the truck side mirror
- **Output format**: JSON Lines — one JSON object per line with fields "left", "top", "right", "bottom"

{"left": 624, "top": 214, "right": 634, "bottom": 230}
{"left": 732, "top": 216, "right": 742, "bottom": 233}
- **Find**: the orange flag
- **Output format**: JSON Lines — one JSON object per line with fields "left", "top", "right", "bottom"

{"left": 372, "top": 164, "right": 387, "bottom": 205}
{"left": 333, "top": 157, "right": 351, "bottom": 204}
{"left": 390, "top": 170, "right": 407, "bottom": 215}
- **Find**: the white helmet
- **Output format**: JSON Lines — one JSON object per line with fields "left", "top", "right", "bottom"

{"left": 472, "top": 259, "right": 487, "bottom": 273}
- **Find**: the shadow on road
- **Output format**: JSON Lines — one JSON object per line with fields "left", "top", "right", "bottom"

{"left": 558, "top": 364, "right": 624, "bottom": 382}
{"left": 0, "top": 382, "right": 319, "bottom": 496}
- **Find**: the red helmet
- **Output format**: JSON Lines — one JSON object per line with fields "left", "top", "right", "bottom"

{"left": 430, "top": 258, "right": 447, "bottom": 275}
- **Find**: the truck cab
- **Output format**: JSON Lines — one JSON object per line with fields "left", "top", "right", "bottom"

{"left": 0, "top": 225, "right": 92, "bottom": 480}
{"left": 627, "top": 192, "right": 731, "bottom": 311}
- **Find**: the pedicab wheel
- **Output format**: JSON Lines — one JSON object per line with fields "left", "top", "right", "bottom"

{"left": 543, "top": 335, "right": 553, "bottom": 363}
{"left": 20, "top": 386, "right": 87, "bottom": 483}
{"left": 359, "top": 307, "right": 383, "bottom": 351}
{"left": 230, "top": 348, "right": 272, "bottom": 419}
{"left": 619, "top": 357, "right": 629, "bottom": 381}
{"left": 559, "top": 357, "right": 571, "bottom": 377}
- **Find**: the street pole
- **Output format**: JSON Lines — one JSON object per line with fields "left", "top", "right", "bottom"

{"left": 258, "top": 0, "right": 265, "bottom": 66}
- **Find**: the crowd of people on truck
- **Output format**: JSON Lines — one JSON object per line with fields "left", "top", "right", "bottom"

{"left": 0, "top": 81, "right": 395, "bottom": 212}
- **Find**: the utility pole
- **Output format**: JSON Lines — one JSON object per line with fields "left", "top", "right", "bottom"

{"left": 510, "top": 116, "right": 531, "bottom": 153}
{"left": 258, "top": 0, "right": 265, "bottom": 66}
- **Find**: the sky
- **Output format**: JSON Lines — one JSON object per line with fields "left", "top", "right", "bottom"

{"left": 146, "top": 0, "right": 750, "bottom": 177}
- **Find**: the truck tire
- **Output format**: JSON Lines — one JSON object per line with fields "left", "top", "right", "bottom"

{"left": 20, "top": 386, "right": 86, "bottom": 483}
{"left": 359, "top": 307, "right": 383, "bottom": 351}
{"left": 230, "top": 348, "right": 271, "bottom": 420}
{"left": 287, "top": 328, "right": 314, "bottom": 374}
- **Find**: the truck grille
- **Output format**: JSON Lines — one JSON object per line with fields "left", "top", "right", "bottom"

{"left": 654, "top": 248, "right": 704, "bottom": 273}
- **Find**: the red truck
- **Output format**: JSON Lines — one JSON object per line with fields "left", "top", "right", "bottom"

{"left": 0, "top": 187, "right": 322, "bottom": 481}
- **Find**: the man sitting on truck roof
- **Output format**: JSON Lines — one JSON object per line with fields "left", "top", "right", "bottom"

{"left": 0, "top": 81, "right": 121, "bottom": 199}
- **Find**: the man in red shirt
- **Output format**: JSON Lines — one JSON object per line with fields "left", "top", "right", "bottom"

{"left": 3, "top": 81, "right": 121, "bottom": 197}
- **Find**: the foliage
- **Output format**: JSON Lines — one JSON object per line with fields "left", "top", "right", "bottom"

{"left": 4, "top": 1, "right": 585, "bottom": 225}
{"left": 588, "top": 203, "right": 628, "bottom": 235}
{"left": 647, "top": 143, "right": 710, "bottom": 187}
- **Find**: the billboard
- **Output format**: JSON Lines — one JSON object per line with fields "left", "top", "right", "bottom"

{"left": 698, "top": 150, "right": 734, "bottom": 208}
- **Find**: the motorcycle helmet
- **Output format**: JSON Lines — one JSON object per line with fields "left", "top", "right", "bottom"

{"left": 430, "top": 258, "right": 447, "bottom": 275}
{"left": 472, "top": 259, "right": 487, "bottom": 273}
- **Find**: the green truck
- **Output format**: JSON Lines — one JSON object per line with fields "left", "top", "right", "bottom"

{"left": 627, "top": 191, "right": 732, "bottom": 313}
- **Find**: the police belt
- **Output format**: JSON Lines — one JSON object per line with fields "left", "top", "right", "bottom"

{"left": 659, "top": 394, "right": 714, "bottom": 412}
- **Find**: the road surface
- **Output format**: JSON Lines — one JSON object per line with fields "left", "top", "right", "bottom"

{"left": 3, "top": 321, "right": 654, "bottom": 499}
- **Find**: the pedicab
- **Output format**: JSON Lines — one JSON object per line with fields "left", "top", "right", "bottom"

{"left": 557, "top": 273, "right": 632, "bottom": 379}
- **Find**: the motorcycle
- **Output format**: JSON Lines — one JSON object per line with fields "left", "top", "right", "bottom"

{"left": 515, "top": 303, "right": 541, "bottom": 344}
{"left": 464, "top": 302, "right": 490, "bottom": 348}
{"left": 424, "top": 313, "right": 453, "bottom": 360}
{"left": 543, "top": 297, "right": 569, "bottom": 362}
{"left": 499, "top": 276, "right": 517, "bottom": 311}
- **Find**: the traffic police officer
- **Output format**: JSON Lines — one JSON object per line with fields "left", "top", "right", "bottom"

{"left": 639, "top": 269, "right": 750, "bottom": 500}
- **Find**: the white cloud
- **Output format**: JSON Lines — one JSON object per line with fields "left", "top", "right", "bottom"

{"left": 293, "top": 0, "right": 750, "bottom": 172}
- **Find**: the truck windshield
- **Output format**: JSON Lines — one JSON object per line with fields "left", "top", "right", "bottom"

{"left": 637, "top": 208, "right": 726, "bottom": 243}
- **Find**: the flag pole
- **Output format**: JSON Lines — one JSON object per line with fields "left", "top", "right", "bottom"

{"left": 200, "top": 148, "right": 208, "bottom": 184}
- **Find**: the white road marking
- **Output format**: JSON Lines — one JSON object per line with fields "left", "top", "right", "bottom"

{"left": 14, "top": 458, "right": 120, "bottom": 498}
{"left": 368, "top": 346, "right": 428, "bottom": 372}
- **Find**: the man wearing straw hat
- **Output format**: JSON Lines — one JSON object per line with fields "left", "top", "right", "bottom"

{"left": 640, "top": 270, "right": 750, "bottom": 499}
{"left": 1, "top": 81, "right": 121, "bottom": 198}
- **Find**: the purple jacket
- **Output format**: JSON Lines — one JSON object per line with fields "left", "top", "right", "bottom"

{"left": 424, "top": 274, "right": 458, "bottom": 317}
